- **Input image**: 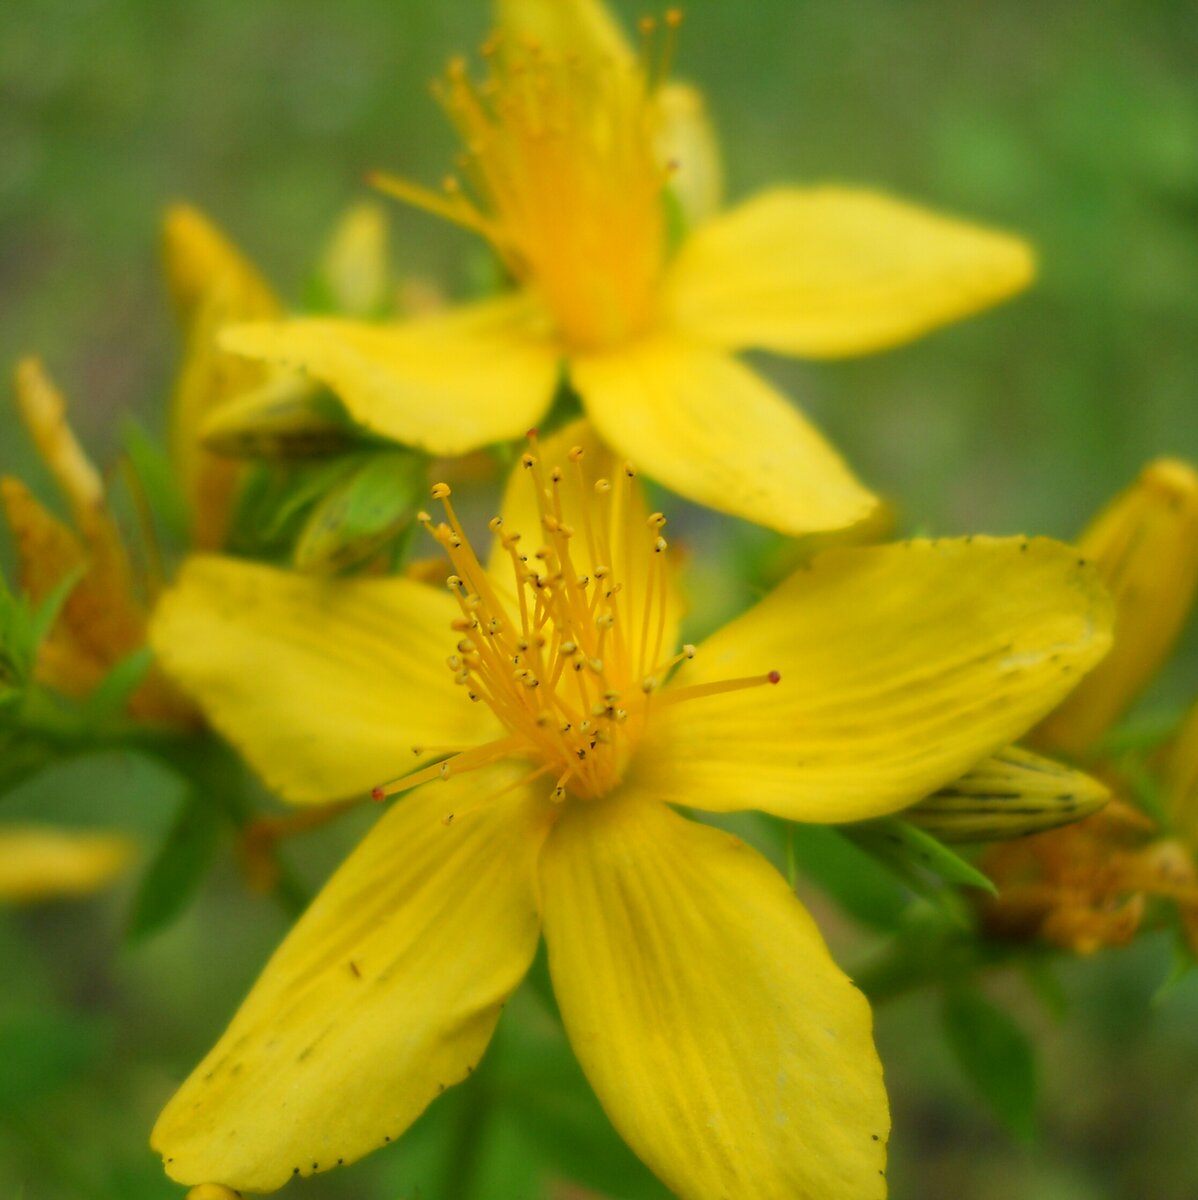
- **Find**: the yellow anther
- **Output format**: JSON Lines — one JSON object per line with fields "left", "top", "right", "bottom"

{"left": 642, "top": 676, "right": 659, "bottom": 694}
{"left": 521, "top": 453, "right": 536, "bottom": 469}
{"left": 431, "top": 482, "right": 452, "bottom": 499}
{"left": 568, "top": 446, "right": 585, "bottom": 462}
{"left": 594, "top": 478, "right": 612, "bottom": 494}
{"left": 648, "top": 512, "right": 667, "bottom": 529}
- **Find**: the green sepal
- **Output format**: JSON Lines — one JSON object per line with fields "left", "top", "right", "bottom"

{"left": 844, "top": 816, "right": 998, "bottom": 897}
{"left": 292, "top": 450, "right": 426, "bottom": 574}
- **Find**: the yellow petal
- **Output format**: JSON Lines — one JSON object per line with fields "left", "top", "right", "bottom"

{"left": 635, "top": 538, "right": 1113, "bottom": 823}
{"left": 656, "top": 82, "right": 724, "bottom": 227}
{"left": 572, "top": 337, "right": 876, "bottom": 535}
{"left": 540, "top": 791, "right": 888, "bottom": 1200}
{"left": 487, "top": 418, "right": 684, "bottom": 667}
{"left": 494, "top": 0, "right": 631, "bottom": 63}
{"left": 319, "top": 202, "right": 391, "bottom": 318}
{"left": 154, "top": 762, "right": 548, "bottom": 1191}
{"left": 0, "top": 826, "right": 134, "bottom": 903}
{"left": 1164, "top": 700, "right": 1198, "bottom": 848}
{"left": 905, "top": 745, "right": 1109, "bottom": 843}
{"left": 1035, "top": 458, "right": 1198, "bottom": 756}
{"left": 12, "top": 358, "right": 105, "bottom": 532}
{"left": 149, "top": 556, "right": 501, "bottom": 804}
{"left": 163, "top": 205, "right": 282, "bottom": 549}
{"left": 163, "top": 204, "right": 278, "bottom": 324}
{"left": 664, "top": 186, "right": 1035, "bottom": 357}
{"left": 221, "top": 294, "right": 561, "bottom": 456}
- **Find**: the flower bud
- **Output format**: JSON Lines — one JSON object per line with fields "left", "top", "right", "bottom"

{"left": 1036, "top": 458, "right": 1198, "bottom": 756}
{"left": 905, "top": 745, "right": 1108, "bottom": 842}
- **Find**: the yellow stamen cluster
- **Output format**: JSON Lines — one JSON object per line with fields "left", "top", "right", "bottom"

{"left": 372, "top": 14, "right": 685, "bottom": 351}
{"left": 372, "top": 434, "right": 776, "bottom": 809}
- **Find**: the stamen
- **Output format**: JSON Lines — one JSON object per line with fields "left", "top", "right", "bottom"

{"left": 655, "top": 671, "right": 784, "bottom": 707}
{"left": 368, "top": 24, "right": 671, "bottom": 350}
{"left": 407, "top": 433, "right": 775, "bottom": 806}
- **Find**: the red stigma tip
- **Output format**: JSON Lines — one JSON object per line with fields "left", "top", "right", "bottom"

{"left": 526, "top": 427, "right": 539, "bottom": 439}
{"left": 768, "top": 670, "right": 781, "bottom": 685}
{"left": 370, "top": 786, "right": 386, "bottom": 802}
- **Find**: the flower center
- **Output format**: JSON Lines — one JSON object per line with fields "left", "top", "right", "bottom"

{"left": 371, "top": 433, "right": 777, "bottom": 809}
{"left": 371, "top": 15, "right": 684, "bottom": 351}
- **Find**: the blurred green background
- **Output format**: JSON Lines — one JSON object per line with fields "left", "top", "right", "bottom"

{"left": 2, "top": 1, "right": 1198, "bottom": 1197}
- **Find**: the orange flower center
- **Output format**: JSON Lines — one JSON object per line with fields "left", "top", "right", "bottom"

{"left": 372, "top": 433, "right": 778, "bottom": 808}
{"left": 372, "top": 16, "right": 685, "bottom": 351}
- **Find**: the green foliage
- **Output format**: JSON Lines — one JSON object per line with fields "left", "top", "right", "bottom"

{"left": 941, "top": 985, "right": 1039, "bottom": 1142}
{"left": 841, "top": 817, "right": 996, "bottom": 927}
{"left": 293, "top": 449, "right": 425, "bottom": 573}
{"left": 126, "top": 789, "right": 223, "bottom": 942}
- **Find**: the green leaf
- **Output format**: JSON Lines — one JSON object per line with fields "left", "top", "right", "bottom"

{"left": 81, "top": 646, "right": 154, "bottom": 722}
{"left": 942, "top": 986, "right": 1038, "bottom": 1141}
{"left": 126, "top": 789, "right": 222, "bottom": 941}
{"left": 28, "top": 565, "right": 85, "bottom": 654}
{"left": 845, "top": 817, "right": 998, "bottom": 897}
{"left": 121, "top": 417, "right": 189, "bottom": 544}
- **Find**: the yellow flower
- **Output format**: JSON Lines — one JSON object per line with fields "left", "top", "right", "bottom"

{"left": 148, "top": 421, "right": 1109, "bottom": 1196}
{"left": 1034, "top": 457, "right": 1198, "bottom": 757}
{"left": 980, "top": 458, "right": 1198, "bottom": 952}
{"left": 0, "top": 825, "right": 134, "bottom": 903}
{"left": 219, "top": 1, "right": 1034, "bottom": 537}
{"left": 163, "top": 205, "right": 281, "bottom": 551}
{"left": 1, "top": 206, "right": 296, "bottom": 721}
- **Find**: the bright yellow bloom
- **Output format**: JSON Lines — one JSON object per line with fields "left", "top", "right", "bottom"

{"left": 219, "top": 1, "right": 1033, "bottom": 537}
{"left": 1035, "top": 457, "right": 1198, "bottom": 757}
{"left": 981, "top": 458, "right": 1198, "bottom": 952}
{"left": 149, "top": 421, "right": 1109, "bottom": 1197}
{"left": 1, "top": 207, "right": 306, "bottom": 720}
{"left": 0, "top": 825, "right": 134, "bottom": 903}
